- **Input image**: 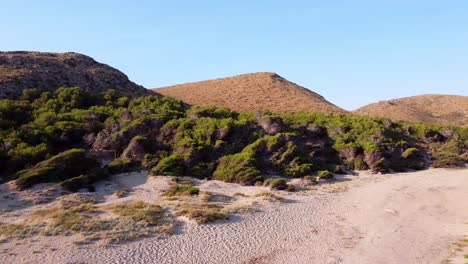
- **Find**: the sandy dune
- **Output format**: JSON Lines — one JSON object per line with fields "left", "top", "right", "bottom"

{"left": 0, "top": 168, "right": 467, "bottom": 264}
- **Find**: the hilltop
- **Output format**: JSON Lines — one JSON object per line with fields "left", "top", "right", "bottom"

{"left": 0, "top": 51, "right": 150, "bottom": 98}
{"left": 355, "top": 94, "right": 468, "bottom": 126}
{"left": 153, "top": 72, "right": 345, "bottom": 114}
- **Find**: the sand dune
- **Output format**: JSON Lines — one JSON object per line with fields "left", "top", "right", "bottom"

{"left": 0, "top": 168, "right": 467, "bottom": 263}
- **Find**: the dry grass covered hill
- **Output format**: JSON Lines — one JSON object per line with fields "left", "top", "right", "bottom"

{"left": 355, "top": 94, "right": 468, "bottom": 126}
{"left": 153, "top": 72, "right": 345, "bottom": 114}
{"left": 0, "top": 51, "right": 150, "bottom": 98}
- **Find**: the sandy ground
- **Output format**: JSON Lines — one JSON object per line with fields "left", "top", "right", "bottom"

{"left": 0, "top": 168, "right": 467, "bottom": 264}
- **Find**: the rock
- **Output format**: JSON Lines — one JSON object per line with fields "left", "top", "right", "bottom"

{"left": 0, "top": 51, "right": 151, "bottom": 99}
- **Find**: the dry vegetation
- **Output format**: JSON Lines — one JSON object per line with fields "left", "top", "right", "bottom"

{"left": 154, "top": 72, "right": 345, "bottom": 114}
{"left": 0, "top": 194, "right": 174, "bottom": 245}
{"left": 355, "top": 94, "right": 468, "bottom": 126}
{"left": 0, "top": 179, "right": 288, "bottom": 246}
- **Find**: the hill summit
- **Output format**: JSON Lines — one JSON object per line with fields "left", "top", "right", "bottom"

{"left": 0, "top": 51, "right": 150, "bottom": 98}
{"left": 355, "top": 94, "right": 468, "bottom": 126}
{"left": 154, "top": 72, "right": 345, "bottom": 114}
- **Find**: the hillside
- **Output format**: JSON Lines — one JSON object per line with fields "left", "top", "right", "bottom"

{"left": 355, "top": 94, "right": 468, "bottom": 126}
{"left": 153, "top": 72, "right": 345, "bottom": 114}
{"left": 0, "top": 51, "right": 150, "bottom": 98}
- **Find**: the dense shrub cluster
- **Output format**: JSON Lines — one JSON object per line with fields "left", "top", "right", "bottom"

{"left": 0, "top": 87, "right": 466, "bottom": 190}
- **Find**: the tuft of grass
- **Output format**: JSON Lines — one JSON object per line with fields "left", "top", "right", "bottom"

{"left": 254, "top": 191, "right": 286, "bottom": 202}
{"left": 163, "top": 184, "right": 200, "bottom": 197}
{"left": 107, "top": 201, "right": 166, "bottom": 226}
{"left": 175, "top": 203, "right": 228, "bottom": 224}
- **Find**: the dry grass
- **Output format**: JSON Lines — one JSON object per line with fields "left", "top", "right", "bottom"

{"left": 355, "top": 94, "right": 468, "bottom": 126}
{"left": 154, "top": 72, "right": 345, "bottom": 114}
{"left": 0, "top": 197, "right": 174, "bottom": 245}
{"left": 254, "top": 191, "right": 286, "bottom": 202}
{"left": 174, "top": 203, "right": 229, "bottom": 224}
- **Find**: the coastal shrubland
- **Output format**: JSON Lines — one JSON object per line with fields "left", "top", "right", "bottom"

{"left": 0, "top": 87, "right": 466, "bottom": 189}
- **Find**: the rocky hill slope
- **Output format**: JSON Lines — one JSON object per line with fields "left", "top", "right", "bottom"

{"left": 355, "top": 94, "right": 468, "bottom": 126}
{"left": 0, "top": 51, "right": 150, "bottom": 98}
{"left": 153, "top": 72, "right": 345, "bottom": 114}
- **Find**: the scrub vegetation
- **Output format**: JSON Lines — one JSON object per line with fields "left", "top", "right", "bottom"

{"left": 0, "top": 87, "right": 466, "bottom": 190}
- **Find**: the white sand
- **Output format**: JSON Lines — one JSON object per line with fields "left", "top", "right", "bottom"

{"left": 0, "top": 168, "right": 467, "bottom": 264}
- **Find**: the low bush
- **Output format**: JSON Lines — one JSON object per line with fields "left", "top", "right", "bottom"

{"left": 15, "top": 149, "right": 100, "bottom": 189}
{"left": 151, "top": 154, "right": 186, "bottom": 176}
{"left": 163, "top": 184, "right": 200, "bottom": 197}
{"left": 107, "top": 158, "right": 140, "bottom": 174}
{"left": 317, "top": 170, "right": 334, "bottom": 180}
{"left": 263, "top": 178, "right": 288, "bottom": 190}
{"left": 212, "top": 153, "right": 261, "bottom": 185}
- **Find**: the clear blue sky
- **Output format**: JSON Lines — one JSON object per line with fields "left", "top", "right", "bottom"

{"left": 1, "top": 0, "right": 467, "bottom": 110}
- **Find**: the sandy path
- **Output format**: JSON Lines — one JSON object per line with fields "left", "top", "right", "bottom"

{"left": 1, "top": 168, "right": 467, "bottom": 264}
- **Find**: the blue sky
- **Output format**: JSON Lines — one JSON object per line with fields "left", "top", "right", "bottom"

{"left": 1, "top": 0, "right": 467, "bottom": 110}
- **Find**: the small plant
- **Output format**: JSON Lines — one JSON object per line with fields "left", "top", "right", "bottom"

{"left": 317, "top": 170, "right": 334, "bottom": 180}
{"left": 163, "top": 184, "right": 200, "bottom": 197}
{"left": 263, "top": 178, "right": 287, "bottom": 190}
{"left": 107, "top": 158, "right": 140, "bottom": 174}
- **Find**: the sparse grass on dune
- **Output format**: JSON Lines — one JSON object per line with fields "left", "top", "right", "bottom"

{"left": 254, "top": 191, "right": 286, "bottom": 202}
{"left": 174, "top": 203, "right": 229, "bottom": 224}
{"left": 0, "top": 195, "right": 174, "bottom": 245}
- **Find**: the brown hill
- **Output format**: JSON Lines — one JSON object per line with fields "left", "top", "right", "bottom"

{"left": 153, "top": 72, "right": 345, "bottom": 114}
{"left": 355, "top": 94, "right": 468, "bottom": 126}
{"left": 0, "top": 51, "right": 150, "bottom": 98}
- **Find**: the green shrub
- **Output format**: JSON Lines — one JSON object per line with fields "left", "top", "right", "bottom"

{"left": 151, "top": 154, "right": 186, "bottom": 176}
{"left": 317, "top": 170, "right": 334, "bottom": 180}
{"left": 163, "top": 184, "right": 200, "bottom": 196}
{"left": 60, "top": 167, "right": 109, "bottom": 192}
{"left": 284, "top": 163, "right": 313, "bottom": 178}
{"left": 108, "top": 158, "right": 140, "bottom": 174}
{"left": 401, "top": 148, "right": 419, "bottom": 158}
{"left": 263, "top": 178, "right": 288, "bottom": 190}
{"left": 212, "top": 153, "right": 261, "bottom": 185}
{"left": 15, "top": 149, "right": 100, "bottom": 189}
{"left": 353, "top": 156, "right": 368, "bottom": 170}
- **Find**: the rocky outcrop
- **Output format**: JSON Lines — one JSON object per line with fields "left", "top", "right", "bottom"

{"left": 0, "top": 51, "right": 151, "bottom": 98}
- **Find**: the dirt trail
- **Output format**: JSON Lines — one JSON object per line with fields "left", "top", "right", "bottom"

{"left": 0, "top": 168, "right": 467, "bottom": 264}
